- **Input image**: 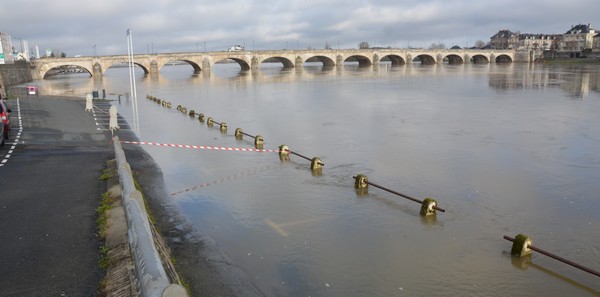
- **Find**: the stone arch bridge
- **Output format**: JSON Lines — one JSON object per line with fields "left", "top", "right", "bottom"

{"left": 31, "top": 49, "right": 518, "bottom": 79}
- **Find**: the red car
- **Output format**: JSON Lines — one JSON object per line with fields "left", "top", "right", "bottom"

{"left": 0, "top": 100, "right": 10, "bottom": 143}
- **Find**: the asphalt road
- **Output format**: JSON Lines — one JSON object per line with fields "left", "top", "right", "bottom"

{"left": 0, "top": 96, "right": 113, "bottom": 297}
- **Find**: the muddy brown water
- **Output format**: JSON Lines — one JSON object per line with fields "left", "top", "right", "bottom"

{"left": 28, "top": 62, "right": 600, "bottom": 296}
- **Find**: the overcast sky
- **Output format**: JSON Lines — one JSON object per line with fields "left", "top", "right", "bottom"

{"left": 1, "top": 0, "right": 597, "bottom": 56}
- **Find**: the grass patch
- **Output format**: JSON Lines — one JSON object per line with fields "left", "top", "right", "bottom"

{"left": 96, "top": 192, "right": 113, "bottom": 239}
{"left": 180, "top": 278, "right": 192, "bottom": 295}
{"left": 99, "top": 168, "right": 114, "bottom": 181}
{"left": 98, "top": 245, "right": 112, "bottom": 270}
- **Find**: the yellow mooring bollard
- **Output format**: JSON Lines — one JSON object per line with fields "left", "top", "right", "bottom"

{"left": 255, "top": 135, "right": 264, "bottom": 149}
{"left": 206, "top": 117, "right": 214, "bottom": 127}
{"left": 235, "top": 128, "right": 243, "bottom": 139}
{"left": 510, "top": 234, "right": 533, "bottom": 257}
{"left": 189, "top": 110, "right": 196, "bottom": 117}
{"left": 419, "top": 198, "right": 438, "bottom": 216}
{"left": 279, "top": 145, "right": 290, "bottom": 160}
{"left": 310, "top": 157, "right": 323, "bottom": 170}
{"left": 354, "top": 174, "right": 369, "bottom": 189}
{"left": 198, "top": 113, "right": 205, "bottom": 122}
{"left": 220, "top": 122, "right": 227, "bottom": 133}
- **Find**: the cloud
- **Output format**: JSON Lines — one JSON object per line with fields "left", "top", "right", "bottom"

{"left": 1, "top": 0, "right": 597, "bottom": 56}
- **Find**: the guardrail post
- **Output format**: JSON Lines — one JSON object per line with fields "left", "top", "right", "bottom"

{"left": 109, "top": 106, "right": 120, "bottom": 131}
{"left": 85, "top": 93, "right": 93, "bottom": 112}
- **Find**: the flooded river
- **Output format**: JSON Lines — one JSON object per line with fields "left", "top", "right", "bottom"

{"left": 28, "top": 61, "right": 600, "bottom": 296}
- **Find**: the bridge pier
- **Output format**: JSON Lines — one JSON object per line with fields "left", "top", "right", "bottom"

{"left": 251, "top": 56, "right": 259, "bottom": 70}
{"left": 202, "top": 58, "right": 211, "bottom": 72}
{"left": 295, "top": 56, "right": 304, "bottom": 68}
{"left": 92, "top": 62, "right": 103, "bottom": 77}
{"left": 150, "top": 61, "right": 159, "bottom": 75}
{"left": 373, "top": 54, "right": 380, "bottom": 64}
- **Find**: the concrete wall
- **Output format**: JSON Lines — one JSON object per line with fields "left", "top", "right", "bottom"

{"left": 0, "top": 61, "right": 33, "bottom": 90}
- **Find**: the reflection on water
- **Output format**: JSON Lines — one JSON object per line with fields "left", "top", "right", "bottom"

{"left": 23, "top": 62, "right": 600, "bottom": 101}
{"left": 20, "top": 62, "right": 600, "bottom": 296}
{"left": 487, "top": 63, "right": 600, "bottom": 99}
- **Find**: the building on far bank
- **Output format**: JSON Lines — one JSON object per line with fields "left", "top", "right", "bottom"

{"left": 491, "top": 23, "right": 599, "bottom": 59}
{"left": 490, "top": 30, "right": 519, "bottom": 49}
{"left": 561, "top": 24, "right": 596, "bottom": 53}
{"left": 518, "top": 34, "right": 561, "bottom": 51}
{"left": 490, "top": 30, "right": 562, "bottom": 52}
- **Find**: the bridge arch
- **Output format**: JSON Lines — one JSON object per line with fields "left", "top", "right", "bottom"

{"left": 444, "top": 54, "right": 464, "bottom": 64}
{"left": 214, "top": 57, "right": 251, "bottom": 71}
{"left": 260, "top": 56, "right": 295, "bottom": 68}
{"left": 159, "top": 59, "right": 202, "bottom": 74}
{"left": 42, "top": 64, "right": 93, "bottom": 79}
{"left": 104, "top": 61, "right": 150, "bottom": 75}
{"left": 495, "top": 54, "right": 512, "bottom": 63}
{"left": 471, "top": 54, "right": 490, "bottom": 64}
{"left": 305, "top": 55, "right": 336, "bottom": 67}
{"left": 380, "top": 54, "right": 406, "bottom": 65}
{"left": 413, "top": 54, "right": 436, "bottom": 64}
{"left": 344, "top": 55, "right": 372, "bottom": 67}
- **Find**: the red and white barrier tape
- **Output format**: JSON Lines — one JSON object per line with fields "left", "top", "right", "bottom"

{"left": 122, "top": 141, "right": 281, "bottom": 153}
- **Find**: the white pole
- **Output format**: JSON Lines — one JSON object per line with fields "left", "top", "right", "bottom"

{"left": 126, "top": 29, "right": 140, "bottom": 134}
{"left": 126, "top": 29, "right": 134, "bottom": 121}
{"left": 130, "top": 32, "right": 139, "bottom": 132}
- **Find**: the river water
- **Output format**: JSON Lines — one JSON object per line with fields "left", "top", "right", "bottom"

{"left": 29, "top": 61, "right": 600, "bottom": 296}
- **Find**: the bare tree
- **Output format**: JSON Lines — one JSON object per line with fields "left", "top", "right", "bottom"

{"left": 358, "top": 41, "right": 370, "bottom": 49}
{"left": 474, "top": 40, "right": 486, "bottom": 49}
{"left": 429, "top": 43, "right": 446, "bottom": 49}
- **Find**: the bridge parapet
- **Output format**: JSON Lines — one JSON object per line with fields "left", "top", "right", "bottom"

{"left": 30, "top": 49, "right": 520, "bottom": 79}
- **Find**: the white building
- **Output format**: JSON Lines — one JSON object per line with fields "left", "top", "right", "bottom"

{"left": 0, "top": 32, "right": 14, "bottom": 64}
{"left": 561, "top": 24, "right": 596, "bottom": 52}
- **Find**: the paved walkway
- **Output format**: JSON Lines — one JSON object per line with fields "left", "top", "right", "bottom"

{"left": 0, "top": 96, "right": 113, "bottom": 297}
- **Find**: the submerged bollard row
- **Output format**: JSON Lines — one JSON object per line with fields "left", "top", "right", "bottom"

{"left": 146, "top": 94, "right": 172, "bottom": 108}
{"left": 144, "top": 96, "right": 328, "bottom": 171}
{"left": 145, "top": 95, "right": 439, "bottom": 213}
{"left": 353, "top": 174, "right": 444, "bottom": 216}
